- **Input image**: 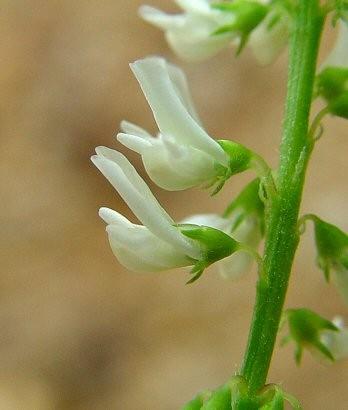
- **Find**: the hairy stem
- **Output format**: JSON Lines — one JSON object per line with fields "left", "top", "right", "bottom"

{"left": 238, "top": 0, "right": 325, "bottom": 397}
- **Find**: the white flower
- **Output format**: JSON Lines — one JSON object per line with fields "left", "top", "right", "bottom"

{"left": 91, "top": 147, "right": 201, "bottom": 272}
{"left": 139, "top": 1, "right": 288, "bottom": 64}
{"left": 117, "top": 57, "right": 229, "bottom": 191}
{"left": 322, "top": 21, "right": 348, "bottom": 69}
{"left": 321, "top": 317, "right": 348, "bottom": 360}
{"left": 139, "top": 1, "right": 235, "bottom": 62}
{"left": 182, "top": 211, "right": 261, "bottom": 279}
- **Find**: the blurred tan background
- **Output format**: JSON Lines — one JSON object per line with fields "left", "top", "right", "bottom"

{"left": 1, "top": 1, "right": 347, "bottom": 409}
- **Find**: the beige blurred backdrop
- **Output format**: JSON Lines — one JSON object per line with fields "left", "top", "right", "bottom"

{"left": 1, "top": 1, "right": 347, "bottom": 409}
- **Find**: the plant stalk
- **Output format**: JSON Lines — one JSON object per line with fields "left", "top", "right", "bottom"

{"left": 238, "top": 0, "right": 325, "bottom": 397}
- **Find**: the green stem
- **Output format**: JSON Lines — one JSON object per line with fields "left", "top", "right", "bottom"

{"left": 238, "top": 0, "right": 325, "bottom": 397}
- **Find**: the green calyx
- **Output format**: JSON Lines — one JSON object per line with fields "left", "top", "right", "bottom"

{"left": 179, "top": 225, "right": 240, "bottom": 283}
{"left": 212, "top": 1, "right": 269, "bottom": 53}
{"left": 218, "top": 139, "right": 253, "bottom": 174}
{"left": 208, "top": 140, "right": 254, "bottom": 194}
{"left": 311, "top": 215, "right": 348, "bottom": 280}
{"left": 283, "top": 308, "right": 338, "bottom": 364}
{"left": 316, "top": 67, "right": 348, "bottom": 118}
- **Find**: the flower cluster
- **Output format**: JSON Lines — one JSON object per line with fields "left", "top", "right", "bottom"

{"left": 139, "top": 0, "right": 290, "bottom": 64}
{"left": 92, "top": 57, "right": 263, "bottom": 281}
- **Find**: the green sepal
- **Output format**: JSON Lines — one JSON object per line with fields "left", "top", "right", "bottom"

{"left": 179, "top": 225, "right": 240, "bottom": 283}
{"left": 212, "top": 1, "right": 268, "bottom": 53}
{"left": 218, "top": 139, "right": 253, "bottom": 174}
{"left": 206, "top": 140, "right": 254, "bottom": 195}
{"left": 284, "top": 308, "right": 338, "bottom": 364}
{"left": 312, "top": 215, "right": 348, "bottom": 281}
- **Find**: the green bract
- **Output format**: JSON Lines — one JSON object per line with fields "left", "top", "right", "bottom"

{"left": 284, "top": 308, "right": 338, "bottom": 364}
{"left": 312, "top": 216, "right": 348, "bottom": 280}
{"left": 179, "top": 224, "right": 240, "bottom": 283}
{"left": 212, "top": 0, "right": 269, "bottom": 52}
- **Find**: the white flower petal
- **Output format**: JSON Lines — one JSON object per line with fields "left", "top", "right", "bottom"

{"left": 99, "top": 207, "right": 130, "bottom": 225}
{"left": 91, "top": 148, "right": 199, "bottom": 258}
{"left": 218, "top": 251, "right": 253, "bottom": 279}
{"left": 99, "top": 207, "right": 192, "bottom": 272}
{"left": 139, "top": 5, "right": 185, "bottom": 30}
{"left": 120, "top": 120, "right": 153, "bottom": 140}
{"left": 142, "top": 136, "right": 217, "bottom": 190}
{"left": 321, "top": 316, "right": 348, "bottom": 360}
{"left": 130, "top": 57, "right": 228, "bottom": 165}
{"left": 175, "top": 0, "right": 211, "bottom": 14}
{"left": 181, "top": 213, "right": 229, "bottom": 230}
{"left": 166, "top": 62, "right": 201, "bottom": 123}
{"left": 166, "top": 29, "right": 233, "bottom": 62}
{"left": 248, "top": 12, "right": 289, "bottom": 65}
{"left": 117, "top": 133, "right": 152, "bottom": 154}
